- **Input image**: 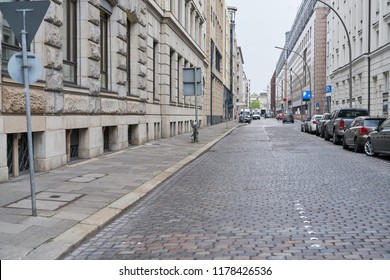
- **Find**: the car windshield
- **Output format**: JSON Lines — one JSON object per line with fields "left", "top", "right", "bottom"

{"left": 242, "top": 112, "right": 250, "bottom": 117}
{"left": 338, "top": 110, "right": 368, "bottom": 118}
{"left": 364, "top": 119, "right": 385, "bottom": 127}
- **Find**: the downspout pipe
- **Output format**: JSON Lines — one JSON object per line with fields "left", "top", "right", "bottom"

{"left": 210, "top": 41, "right": 214, "bottom": 125}
{"left": 368, "top": 0, "right": 371, "bottom": 114}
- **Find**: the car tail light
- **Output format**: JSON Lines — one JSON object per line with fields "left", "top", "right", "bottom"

{"left": 360, "top": 127, "right": 369, "bottom": 135}
{"left": 313, "top": 120, "right": 318, "bottom": 124}
{"left": 340, "top": 120, "right": 345, "bottom": 130}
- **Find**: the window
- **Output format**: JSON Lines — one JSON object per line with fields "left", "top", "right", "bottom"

{"left": 170, "top": 49, "right": 175, "bottom": 102}
{"left": 100, "top": 9, "right": 109, "bottom": 89}
{"left": 153, "top": 40, "right": 158, "bottom": 100}
{"left": 387, "top": 22, "right": 390, "bottom": 43}
{"left": 177, "top": 54, "right": 182, "bottom": 103}
{"left": 303, "top": 49, "right": 307, "bottom": 86}
{"left": 380, "top": 118, "right": 390, "bottom": 130}
{"left": 63, "top": 0, "right": 77, "bottom": 83}
{"left": 185, "top": 2, "right": 189, "bottom": 30}
{"left": 178, "top": 0, "right": 183, "bottom": 22}
{"left": 376, "top": 29, "right": 380, "bottom": 49}
{"left": 215, "top": 48, "right": 222, "bottom": 72}
{"left": 126, "top": 20, "right": 132, "bottom": 95}
{"left": 1, "top": 19, "right": 20, "bottom": 73}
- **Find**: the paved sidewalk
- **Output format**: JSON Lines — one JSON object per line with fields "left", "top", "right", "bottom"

{"left": 0, "top": 122, "right": 236, "bottom": 260}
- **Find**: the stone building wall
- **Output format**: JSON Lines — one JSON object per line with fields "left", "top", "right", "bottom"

{"left": 0, "top": 0, "right": 207, "bottom": 182}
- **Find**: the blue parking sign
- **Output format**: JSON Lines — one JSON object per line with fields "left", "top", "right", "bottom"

{"left": 302, "top": 90, "right": 310, "bottom": 101}
{"left": 326, "top": 85, "right": 332, "bottom": 93}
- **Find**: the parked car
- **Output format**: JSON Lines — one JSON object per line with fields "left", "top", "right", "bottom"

{"left": 283, "top": 113, "right": 294, "bottom": 123}
{"left": 252, "top": 111, "right": 261, "bottom": 120}
{"left": 324, "top": 108, "right": 369, "bottom": 144}
{"left": 307, "top": 115, "right": 322, "bottom": 134}
{"left": 276, "top": 113, "right": 284, "bottom": 121}
{"left": 239, "top": 110, "right": 251, "bottom": 123}
{"left": 343, "top": 116, "right": 386, "bottom": 153}
{"left": 364, "top": 117, "right": 390, "bottom": 156}
{"left": 301, "top": 117, "right": 311, "bottom": 132}
{"left": 316, "top": 113, "right": 331, "bottom": 137}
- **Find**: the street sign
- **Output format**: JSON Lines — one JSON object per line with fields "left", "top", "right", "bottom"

{"left": 0, "top": 1, "right": 50, "bottom": 47}
{"left": 325, "top": 85, "right": 332, "bottom": 97}
{"left": 8, "top": 52, "right": 43, "bottom": 85}
{"left": 0, "top": 0, "right": 50, "bottom": 217}
{"left": 302, "top": 90, "right": 310, "bottom": 101}
{"left": 183, "top": 67, "right": 202, "bottom": 96}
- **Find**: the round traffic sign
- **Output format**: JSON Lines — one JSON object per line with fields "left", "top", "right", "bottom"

{"left": 7, "top": 51, "right": 43, "bottom": 85}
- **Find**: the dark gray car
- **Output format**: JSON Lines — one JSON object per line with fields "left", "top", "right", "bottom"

{"left": 364, "top": 117, "right": 390, "bottom": 156}
{"left": 343, "top": 116, "right": 386, "bottom": 153}
{"left": 282, "top": 113, "right": 294, "bottom": 123}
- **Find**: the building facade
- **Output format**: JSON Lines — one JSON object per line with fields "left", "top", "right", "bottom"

{"left": 235, "top": 46, "right": 247, "bottom": 116}
{"left": 325, "top": 0, "right": 390, "bottom": 117}
{"left": 274, "top": 0, "right": 328, "bottom": 119}
{"left": 0, "top": 0, "right": 210, "bottom": 182}
{"left": 204, "top": 0, "right": 232, "bottom": 125}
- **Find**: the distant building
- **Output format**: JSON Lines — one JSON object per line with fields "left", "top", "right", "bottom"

{"left": 274, "top": 0, "right": 390, "bottom": 118}
{"left": 205, "top": 0, "right": 230, "bottom": 125}
{"left": 274, "top": 0, "right": 327, "bottom": 118}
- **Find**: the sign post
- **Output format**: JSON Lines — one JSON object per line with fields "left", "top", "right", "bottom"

{"left": 183, "top": 67, "right": 202, "bottom": 140}
{"left": 0, "top": 1, "right": 50, "bottom": 216}
{"left": 325, "top": 85, "right": 332, "bottom": 113}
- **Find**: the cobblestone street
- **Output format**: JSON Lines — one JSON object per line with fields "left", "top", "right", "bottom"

{"left": 65, "top": 119, "right": 390, "bottom": 260}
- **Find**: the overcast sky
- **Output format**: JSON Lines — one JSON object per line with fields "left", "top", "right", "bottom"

{"left": 227, "top": 0, "right": 303, "bottom": 94}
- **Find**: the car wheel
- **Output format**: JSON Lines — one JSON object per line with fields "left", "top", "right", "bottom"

{"left": 342, "top": 136, "right": 349, "bottom": 150}
{"left": 364, "top": 138, "right": 377, "bottom": 156}
{"left": 332, "top": 131, "right": 340, "bottom": 145}
{"left": 354, "top": 139, "right": 363, "bottom": 153}
{"left": 320, "top": 128, "right": 325, "bottom": 138}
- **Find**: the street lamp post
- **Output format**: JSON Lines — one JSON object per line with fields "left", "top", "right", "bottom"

{"left": 228, "top": 6, "right": 237, "bottom": 128}
{"left": 289, "top": 69, "right": 304, "bottom": 121}
{"left": 316, "top": 0, "right": 352, "bottom": 108}
{"left": 275, "top": 46, "right": 312, "bottom": 117}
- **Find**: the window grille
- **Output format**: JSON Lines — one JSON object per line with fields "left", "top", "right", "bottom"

{"left": 18, "top": 133, "right": 30, "bottom": 173}
{"left": 7, "top": 134, "right": 13, "bottom": 175}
